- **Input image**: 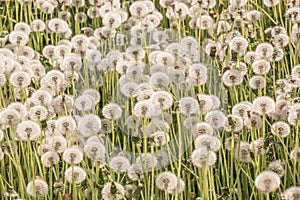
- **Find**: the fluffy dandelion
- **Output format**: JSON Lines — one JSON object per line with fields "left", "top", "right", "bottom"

{"left": 63, "top": 146, "right": 83, "bottom": 164}
{"left": 249, "top": 76, "right": 266, "bottom": 89}
{"left": 195, "top": 134, "right": 221, "bottom": 152}
{"left": 205, "top": 110, "right": 226, "bottom": 129}
{"left": 192, "top": 122, "right": 214, "bottom": 136}
{"left": 109, "top": 156, "right": 131, "bottom": 173}
{"left": 77, "top": 114, "right": 102, "bottom": 137}
{"left": 254, "top": 171, "right": 281, "bottom": 192}
{"left": 224, "top": 114, "right": 244, "bottom": 132}
{"left": 102, "top": 103, "right": 123, "bottom": 120}
{"left": 253, "top": 96, "right": 275, "bottom": 115}
{"left": 267, "top": 160, "right": 285, "bottom": 178}
{"left": 26, "top": 178, "right": 49, "bottom": 197}
{"left": 235, "top": 142, "right": 252, "bottom": 163}
{"left": 48, "top": 135, "right": 67, "bottom": 153}
{"left": 222, "top": 69, "right": 243, "bottom": 87}
{"left": 282, "top": 186, "right": 300, "bottom": 200}
{"left": 155, "top": 171, "right": 178, "bottom": 191}
{"left": 64, "top": 166, "right": 87, "bottom": 184}
{"left": 229, "top": 36, "right": 248, "bottom": 54}
{"left": 16, "top": 120, "right": 41, "bottom": 141}
{"left": 9, "top": 31, "right": 29, "bottom": 46}
{"left": 271, "top": 121, "right": 290, "bottom": 137}
{"left": 191, "top": 149, "right": 217, "bottom": 168}
{"left": 151, "top": 91, "right": 173, "bottom": 110}
{"left": 41, "top": 151, "right": 60, "bottom": 167}
{"left": 178, "top": 97, "right": 199, "bottom": 116}
{"left": 133, "top": 100, "right": 155, "bottom": 118}
{"left": 84, "top": 141, "right": 106, "bottom": 160}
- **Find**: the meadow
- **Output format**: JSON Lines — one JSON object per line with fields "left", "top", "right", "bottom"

{"left": 0, "top": 0, "right": 299, "bottom": 199}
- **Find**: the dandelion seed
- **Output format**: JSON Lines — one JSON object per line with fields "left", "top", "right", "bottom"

{"left": 235, "top": 141, "right": 252, "bottom": 163}
{"left": 178, "top": 97, "right": 199, "bottom": 116}
{"left": 191, "top": 148, "right": 217, "bottom": 168}
{"left": 267, "top": 160, "right": 285, "bottom": 178}
{"left": 253, "top": 96, "right": 275, "bottom": 115}
{"left": 16, "top": 120, "right": 41, "bottom": 141}
{"left": 205, "top": 110, "right": 226, "bottom": 129}
{"left": 167, "top": 177, "right": 185, "bottom": 194}
{"left": 255, "top": 171, "right": 281, "bottom": 192}
{"left": 78, "top": 114, "right": 102, "bottom": 137}
{"left": 282, "top": 186, "right": 300, "bottom": 200}
{"left": 225, "top": 134, "right": 240, "bottom": 151}
{"left": 196, "top": 15, "right": 214, "bottom": 31}
{"left": 150, "top": 131, "right": 170, "bottom": 146}
{"left": 103, "top": 12, "right": 122, "bottom": 29}
{"left": 127, "top": 164, "right": 144, "bottom": 180}
{"left": 156, "top": 52, "right": 175, "bottom": 66}
{"left": 84, "top": 141, "right": 105, "bottom": 160}
{"left": 63, "top": 146, "right": 83, "bottom": 164}
{"left": 71, "top": 0, "right": 85, "bottom": 7}
{"left": 41, "top": 151, "right": 60, "bottom": 167}
{"left": 245, "top": 114, "right": 262, "bottom": 130}
{"left": 125, "top": 66, "right": 143, "bottom": 82}
{"left": 121, "top": 82, "right": 139, "bottom": 97}
{"left": 222, "top": 69, "right": 243, "bottom": 87}
{"left": 224, "top": 114, "right": 244, "bottom": 132}
{"left": 48, "top": 135, "right": 67, "bottom": 153}
{"left": 229, "top": 36, "right": 248, "bottom": 54}
{"left": 0, "top": 108, "right": 21, "bottom": 127}
{"left": 195, "top": 134, "right": 221, "bottom": 152}
{"left": 102, "top": 103, "right": 122, "bottom": 120}
{"left": 65, "top": 166, "right": 86, "bottom": 184}
{"left": 150, "top": 72, "right": 170, "bottom": 89}
{"left": 151, "top": 91, "right": 173, "bottom": 110}
{"left": 9, "top": 31, "right": 29, "bottom": 46}
{"left": 155, "top": 171, "right": 179, "bottom": 192}
{"left": 82, "top": 89, "right": 101, "bottom": 104}
{"left": 75, "top": 12, "right": 88, "bottom": 23}
{"left": 26, "top": 178, "right": 48, "bottom": 197}
{"left": 256, "top": 42, "right": 274, "bottom": 60}
{"left": 273, "top": 34, "right": 289, "bottom": 47}
{"left": 27, "top": 105, "right": 48, "bottom": 122}
{"left": 249, "top": 76, "right": 266, "bottom": 89}
{"left": 37, "top": 144, "right": 55, "bottom": 156}
{"left": 129, "top": 1, "right": 149, "bottom": 18}
{"left": 52, "top": 95, "right": 74, "bottom": 114}
{"left": 109, "top": 156, "right": 131, "bottom": 173}
{"left": 292, "top": 65, "right": 300, "bottom": 81}
{"left": 271, "top": 121, "right": 290, "bottom": 137}
{"left": 48, "top": 18, "right": 68, "bottom": 33}
{"left": 246, "top": 10, "right": 261, "bottom": 21}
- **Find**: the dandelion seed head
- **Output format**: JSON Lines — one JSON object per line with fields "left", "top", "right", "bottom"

{"left": 109, "top": 155, "right": 131, "bottom": 173}
{"left": 26, "top": 178, "right": 48, "bottom": 197}
{"left": 155, "top": 171, "right": 178, "bottom": 191}
{"left": 41, "top": 151, "right": 60, "bottom": 167}
{"left": 65, "top": 166, "right": 86, "bottom": 184}
{"left": 282, "top": 186, "right": 300, "bottom": 200}
{"left": 255, "top": 171, "right": 281, "bottom": 192}
{"left": 191, "top": 148, "right": 217, "bottom": 168}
